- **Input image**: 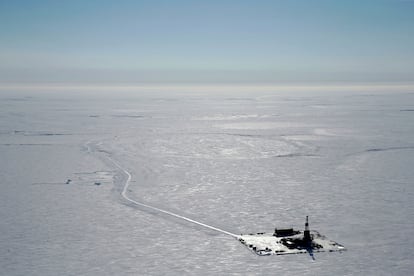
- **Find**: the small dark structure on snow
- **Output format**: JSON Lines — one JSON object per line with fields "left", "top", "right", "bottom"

{"left": 280, "top": 216, "right": 322, "bottom": 250}
{"left": 238, "top": 215, "right": 346, "bottom": 256}
{"left": 274, "top": 228, "right": 299, "bottom": 237}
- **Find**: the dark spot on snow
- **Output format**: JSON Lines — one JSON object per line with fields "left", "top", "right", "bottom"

{"left": 94, "top": 182, "right": 101, "bottom": 186}
{"left": 97, "top": 149, "right": 111, "bottom": 154}
{"left": 12, "top": 130, "right": 73, "bottom": 136}
{"left": 400, "top": 109, "right": 414, "bottom": 112}
{"left": 273, "top": 153, "right": 318, "bottom": 158}
{"left": 112, "top": 115, "right": 144, "bottom": 118}
{"left": 366, "top": 146, "right": 414, "bottom": 152}
{"left": 366, "top": 148, "right": 382, "bottom": 152}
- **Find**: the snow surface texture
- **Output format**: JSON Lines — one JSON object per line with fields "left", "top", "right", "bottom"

{"left": 1, "top": 89, "right": 414, "bottom": 275}
{"left": 85, "top": 141, "right": 239, "bottom": 238}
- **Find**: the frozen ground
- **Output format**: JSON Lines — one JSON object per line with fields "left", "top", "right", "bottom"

{"left": 0, "top": 88, "right": 413, "bottom": 275}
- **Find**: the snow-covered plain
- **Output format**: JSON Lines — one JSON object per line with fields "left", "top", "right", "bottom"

{"left": 1, "top": 88, "right": 414, "bottom": 275}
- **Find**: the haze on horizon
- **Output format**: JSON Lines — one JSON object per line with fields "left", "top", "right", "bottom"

{"left": 1, "top": 0, "right": 413, "bottom": 86}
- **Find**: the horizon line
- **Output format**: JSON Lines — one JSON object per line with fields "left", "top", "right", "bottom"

{"left": 1, "top": 82, "right": 414, "bottom": 93}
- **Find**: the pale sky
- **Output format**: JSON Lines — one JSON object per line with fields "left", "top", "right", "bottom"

{"left": 1, "top": 0, "right": 413, "bottom": 84}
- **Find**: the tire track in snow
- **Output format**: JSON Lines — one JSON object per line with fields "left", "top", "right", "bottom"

{"left": 86, "top": 141, "right": 239, "bottom": 238}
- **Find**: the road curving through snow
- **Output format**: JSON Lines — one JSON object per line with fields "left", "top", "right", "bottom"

{"left": 86, "top": 141, "right": 239, "bottom": 238}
